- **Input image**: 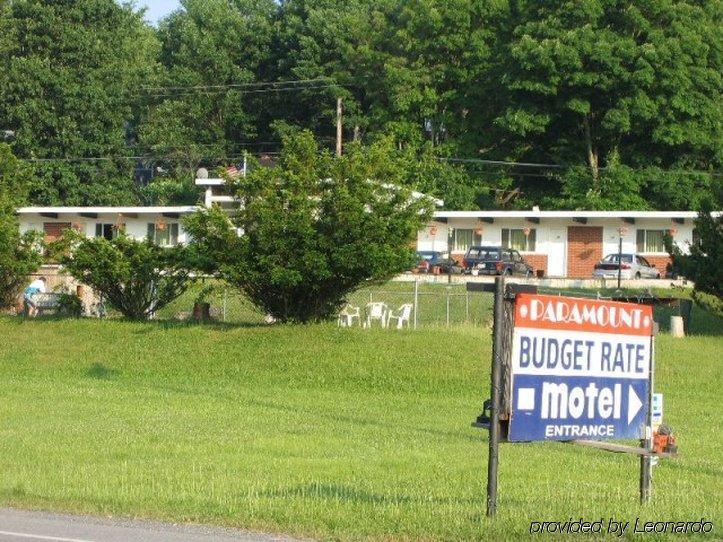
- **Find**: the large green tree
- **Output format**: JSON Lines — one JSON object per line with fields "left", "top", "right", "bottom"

{"left": 184, "top": 131, "right": 434, "bottom": 322}
{"left": 493, "top": 0, "right": 722, "bottom": 209}
{"left": 0, "top": 0, "right": 159, "bottom": 205}
{"left": 139, "top": 0, "right": 277, "bottom": 197}
{"left": 270, "top": 0, "right": 506, "bottom": 208}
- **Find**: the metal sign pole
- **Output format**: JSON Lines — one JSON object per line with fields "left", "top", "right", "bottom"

{"left": 487, "top": 276, "right": 505, "bottom": 517}
{"left": 617, "top": 234, "right": 623, "bottom": 289}
{"left": 640, "top": 334, "right": 655, "bottom": 503}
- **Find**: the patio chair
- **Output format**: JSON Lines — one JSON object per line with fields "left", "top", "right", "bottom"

{"left": 364, "top": 302, "right": 389, "bottom": 328}
{"left": 387, "top": 303, "right": 413, "bottom": 329}
{"left": 337, "top": 304, "right": 361, "bottom": 327}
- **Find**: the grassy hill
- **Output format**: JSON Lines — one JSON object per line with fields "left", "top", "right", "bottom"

{"left": 0, "top": 315, "right": 720, "bottom": 540}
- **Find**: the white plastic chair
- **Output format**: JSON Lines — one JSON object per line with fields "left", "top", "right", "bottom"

{"left": 337, "top": 304, "right": 361, "bottom": 327}
{"left": 387, "top": 303, "right": 413, "bottom": 329}
{"left": 364, "top": 302, "right": 388, "bottom": 328}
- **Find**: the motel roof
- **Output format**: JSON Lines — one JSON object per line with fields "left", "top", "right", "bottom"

{"left": 16, "top": 206, "right": 719, "bottom": 220}
{"left": 433, "top": 210, "right": 720, "bottom": 221}
{"left": 17, "top": 206, "right": 199, "bottom": 216}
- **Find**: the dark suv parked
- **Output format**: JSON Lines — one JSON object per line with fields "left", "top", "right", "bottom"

{"left": 415, "top": 251, "right": 464, "bottom": 274}
{"left": 463, "top": 246, "right": 534, "bottom": 277}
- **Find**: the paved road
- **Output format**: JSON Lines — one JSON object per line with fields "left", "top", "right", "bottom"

{"left": 0, "top": 508, "right": 303, "bottom": 542}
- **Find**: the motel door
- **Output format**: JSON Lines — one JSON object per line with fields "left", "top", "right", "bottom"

{"left": 545, "top": 227, "right": 567, "bottom": 277}
{"left": 566, "top": 226, "right": 603, "bottom": 278}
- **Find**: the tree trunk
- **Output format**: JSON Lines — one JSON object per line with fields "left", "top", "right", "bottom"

{"left": 192, "top": 301, "right": 211, "bottom": 321}
{"left": 583, "top": 116, "right": 599, "bottom": 185}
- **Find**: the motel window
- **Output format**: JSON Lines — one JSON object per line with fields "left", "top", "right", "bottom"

{"left": 95, "top": 223, "right": 122, "bottom": 240}
{"left": 636, "top": 230, "right": 665, "bottom": 253}
{"left": 147, "top": 222, "right": 179, "bottom": 247}
{"left": 502, "top": 228, "right": 536, "bottom": 252}
{"left": 448, "top": 229, "right": 482, "bottom": 252}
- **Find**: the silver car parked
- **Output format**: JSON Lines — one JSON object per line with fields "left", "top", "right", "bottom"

{"left": 593, "top": 253, "right": 662, "bottom": 280}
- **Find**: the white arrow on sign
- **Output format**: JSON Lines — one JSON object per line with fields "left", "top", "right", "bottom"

{"left": 628, "top": 385, "right": 643, "bottom": 424}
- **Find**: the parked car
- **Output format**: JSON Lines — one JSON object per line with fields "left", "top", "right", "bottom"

{"left": 415, "top": 251, "right": 464, "bottom": 274}
{"left": 592, "top": 254, "right": 662, "bottom": 280}
{"left": 463, "top": 246, "right": 534, "bottom": 277}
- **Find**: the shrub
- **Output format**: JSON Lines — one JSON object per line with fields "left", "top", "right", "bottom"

{"left": 0, "top": 143, "right": 43, "bottom": 308}
{"left": 0, "top": 226, "right": 42, "bottom": 309}
{"left": 692, "top": 291, "right": 723, "bottom": 319}
{"left": 184, "top": 131, "right": 434, "bottom": 323}
{"left": 59, "top": 232, "right": 195, "bottom": 320}
{"left": 57, "top": 292, "right": 83, "bottom": 317}
{"left": 667, "top": 201, "right": 722, "bottom": 315}
{"left": 667, "top": 202, "right": 722, "bottom": 295}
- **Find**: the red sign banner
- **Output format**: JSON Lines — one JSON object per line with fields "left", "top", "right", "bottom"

{"left": 514, "top": 294, "right": 653, "bottom": 337}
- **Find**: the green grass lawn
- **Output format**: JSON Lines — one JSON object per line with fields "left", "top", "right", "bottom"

{"left": 0, "top": 314, "right": 721, "bottom": 540}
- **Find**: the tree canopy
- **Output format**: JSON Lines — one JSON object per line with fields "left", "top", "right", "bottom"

{"left": 0, "top": 0, "right": 719, "bottom": 210}
{"left": 0, "top": 0, "right": 158, "bottom": 205}
{"left": 493, "top": 0, "right": 722, "bottom": 209}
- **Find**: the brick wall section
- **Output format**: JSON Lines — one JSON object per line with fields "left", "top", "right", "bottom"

{"left": 523, "top": 254, "right": 548, "bottom": 276}
{"left": 567, "top": 226, "right": 603, "bottom": 278}
{"left": 641, "top": 255, "right": 672, "bottom": 275}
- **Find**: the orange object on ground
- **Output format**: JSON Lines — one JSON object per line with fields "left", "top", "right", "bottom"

{"left": 653, "top": 424, "right": 678, "bottom": 454}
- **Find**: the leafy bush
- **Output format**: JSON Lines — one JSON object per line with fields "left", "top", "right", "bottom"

{"left": 59, "top": 232, "right": 195, "bottom": 320}
{"left": 667, "top": 202, "right": 722, "bottom": 313}
{"left": 0, "top": 144, "right": 43, "bottom": 308}
{"left": 0, "top": 226, "right": 42, "bottom": 309}
{"left": 692, "top": 291, "right": 723, "bottom": 319}
{"left": 184, "top": 131, "right": 434, "bottom": 323}
{"left": 57, "top": 293, "right": 83, "bottom": 317}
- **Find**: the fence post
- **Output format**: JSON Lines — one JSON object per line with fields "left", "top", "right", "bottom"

{"left": 466, "top": 290, "right": 470, "bottom": 323}
{"left": 413, "top": 279, "right": 419, "bottom": 330}
{"left": 223, "top": 289, "right": 227, "bottom": 322}
{"left": 446, "top": 287, "right": 451, "bottom": 327}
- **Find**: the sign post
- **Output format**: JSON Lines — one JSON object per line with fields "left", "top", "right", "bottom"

{"left": 477, "top": 290, "right": 672, "bottom": 516}
{"left": 486, "top": 276, "right": 505, "bottom": 517}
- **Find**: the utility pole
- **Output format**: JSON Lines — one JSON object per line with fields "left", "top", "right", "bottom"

{"left": 336, "top": 97, "right": 343, "bottom": 157}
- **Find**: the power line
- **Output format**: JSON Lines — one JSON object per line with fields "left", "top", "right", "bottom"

{"left": 138, "top": 77, "right": 335, "bottom": 92}
{"left": 21, "top": 152, "right": 719, "bottom": 180}
{"left": 138, "top": 82, "right": 342, "bottom": 99}
{"left": 439, "top": 157, "right": 722, "bottom": 177}
{"left": 22, "top": 152, "right": 281, "bottom": 163}
{"left": 440, "top": 157, "right": 566, "bottom": 169}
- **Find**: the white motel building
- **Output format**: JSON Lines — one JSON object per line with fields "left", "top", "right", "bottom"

{"left": 17, "top": 174, "right": 708, "bottom": 279}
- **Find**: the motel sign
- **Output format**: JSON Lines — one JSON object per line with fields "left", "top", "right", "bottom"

{"left": 508, "top": 294, "right": 653, "bottom": 442}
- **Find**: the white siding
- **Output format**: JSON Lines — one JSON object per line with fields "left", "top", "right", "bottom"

{"left": 417, "top": 221, "right": 449, "bottom": 252}
{"left": 421, "top": 215, "right": 698, "bottom": 276}
{"left": 18, "top": 213, "right": 190, "bottom": 245}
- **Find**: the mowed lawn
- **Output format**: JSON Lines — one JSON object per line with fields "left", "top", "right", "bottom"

{"left": 0, "top": 316, "right": 721, "bottom": 540}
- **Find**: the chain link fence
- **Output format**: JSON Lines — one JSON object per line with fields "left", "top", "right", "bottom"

{"left": 119, "top": 278, "right": 714, "bottom": 334}
{"left": 345, "top": 282, "right": 494, "bottom": 328}
{"left": 157, "top": 279, "right": 496, "bottom": 328}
